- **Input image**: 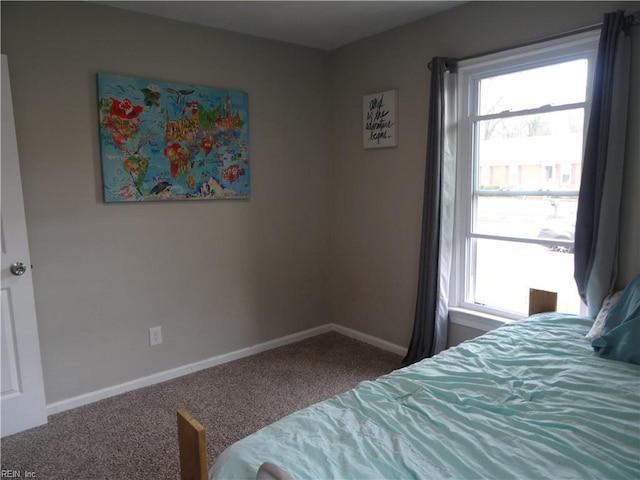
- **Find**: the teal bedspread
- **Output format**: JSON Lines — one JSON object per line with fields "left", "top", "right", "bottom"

{"left": 210, "top": 314, "right": 640, "bottom": 479}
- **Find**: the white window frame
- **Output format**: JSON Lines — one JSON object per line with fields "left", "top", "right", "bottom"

{"left": 449, "top": 31, "right": 600, "bottom": 331}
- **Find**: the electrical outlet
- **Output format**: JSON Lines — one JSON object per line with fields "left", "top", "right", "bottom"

{"left": 149, "top": 326, "right": 162, "bottom": 346}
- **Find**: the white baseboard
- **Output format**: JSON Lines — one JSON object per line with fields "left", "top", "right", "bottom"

{"left": 330, "top": 324, "right": 407, "bottom": 357}
{"left": 46, "top": 324, "right": 332, "bottom": 415}
{"left": 45, "top": 323, "right": 405, "bottom": 416}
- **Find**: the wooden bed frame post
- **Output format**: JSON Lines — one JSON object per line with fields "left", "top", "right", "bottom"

{"left": 177, "top": 408, "right": 208, "bottom": 480}
{"left": 528, "top": 288, "right": 558, "bottom": 315}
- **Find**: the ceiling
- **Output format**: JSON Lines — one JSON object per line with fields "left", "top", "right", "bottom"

{"left": 96, "top": 1, "right": 465, "bottom": 51}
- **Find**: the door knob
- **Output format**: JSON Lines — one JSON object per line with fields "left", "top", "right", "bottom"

{"left": 10, "top": 262, "right": 27, "bottom": 276}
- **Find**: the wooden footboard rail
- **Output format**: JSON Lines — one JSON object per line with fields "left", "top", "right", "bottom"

{"left": 177, "top": 408, "right": 208, "bottom": 480}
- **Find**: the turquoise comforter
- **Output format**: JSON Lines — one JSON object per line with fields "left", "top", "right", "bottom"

{"left": 210, "top": 314, "right": 640, "bottom": 479}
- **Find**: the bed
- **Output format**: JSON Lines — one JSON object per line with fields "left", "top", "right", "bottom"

{"left": 178, "top": 284, "right": 640, "bottom": 480}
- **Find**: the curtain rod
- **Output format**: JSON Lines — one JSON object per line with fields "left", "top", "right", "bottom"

{"left": 455, "top": 23, "right": 602, "bottom": 64}
{"left": 429, "top": 11, "right": 639, "bottom": 70}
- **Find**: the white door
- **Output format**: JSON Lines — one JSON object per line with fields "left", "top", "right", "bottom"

{"left": 1, "top": 54, "right": 48, "bottom": 437}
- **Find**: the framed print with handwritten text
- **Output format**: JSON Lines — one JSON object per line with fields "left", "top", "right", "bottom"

{"left": 363, "top": 89, "right": 397, "bottom": 149}
{"left": 97, "top": 73, "right": 249, "bottom": 202}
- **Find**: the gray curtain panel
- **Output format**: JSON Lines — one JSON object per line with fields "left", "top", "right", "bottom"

{"left": 574, "top": 10, "right": 631, "bottom": 317}
{"left": 403, "top": 58, "right": 456, "bottom": 365}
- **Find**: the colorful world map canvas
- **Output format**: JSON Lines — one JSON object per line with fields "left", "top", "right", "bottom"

{"left": 97, "top": 73, "right": 249, "bottom": 202}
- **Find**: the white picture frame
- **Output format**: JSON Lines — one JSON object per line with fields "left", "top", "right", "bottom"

{"left": 363, "top": 89, "right": 397, "bottom": 149}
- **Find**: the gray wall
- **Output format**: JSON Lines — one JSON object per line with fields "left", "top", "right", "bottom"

{"left": 330, "top": 0, "right": 640, "bottom": 347}
{"left": 1, "top": 1, "right": 332, "bottom": 404}
{"left": 2, "top": 1, "right": 639, "bottom": 403}
{"left": 448, "top": 324, "right": 486, "bottom": 348}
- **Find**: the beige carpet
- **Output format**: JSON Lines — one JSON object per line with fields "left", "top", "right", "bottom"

{"left": 1, "top": 332, "right": 402, "bottom": 479}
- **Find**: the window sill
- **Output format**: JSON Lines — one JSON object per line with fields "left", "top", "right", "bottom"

{"left": 448, "top": 307, "right": 518, "bottom": 333}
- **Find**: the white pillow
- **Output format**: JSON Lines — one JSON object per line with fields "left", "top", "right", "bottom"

{"left": 585, "top": 290, "right": 623, "bottom": 340}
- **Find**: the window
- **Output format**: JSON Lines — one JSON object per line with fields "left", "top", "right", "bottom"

{"left": 451, "top": 32, "right": 600, "bottom": 321}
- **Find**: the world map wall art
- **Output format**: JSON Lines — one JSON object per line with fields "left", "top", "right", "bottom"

{"left": 97, "top": 73, "right": 250, "bottom": 202}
